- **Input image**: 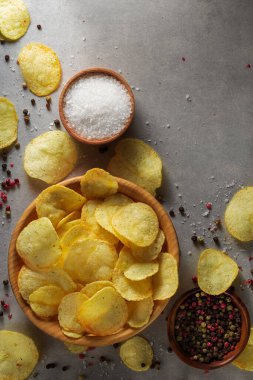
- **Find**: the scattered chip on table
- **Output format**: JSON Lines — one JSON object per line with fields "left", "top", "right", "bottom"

{"left": 119, "top": 336, "right": 153, "bottom": 371}
{"left": 0, "top": 0, "right": 30, "bottom": 41}
{"left": 0, "top": 97, "right": 18, "bottom": 149}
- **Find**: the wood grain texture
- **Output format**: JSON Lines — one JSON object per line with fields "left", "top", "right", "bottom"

{"left": 58, "top": 68, "right": 135, "bottom": 145}
{"left": 8, "top": 176, "right": 179, "bottom": 347}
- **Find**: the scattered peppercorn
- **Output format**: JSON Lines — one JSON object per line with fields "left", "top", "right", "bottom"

{"left": 37, "top": 24, "right": 42, "bottom": 30}
{"left": 99, "top": 145, "right": 109, "bottom": 154}
{"left": 0, "top": 311, "right": 3, "bottom": 317}
{"left": 23, "top": 109, "right": 28, "bottom": 115}
{"left": 62, "top": 366, "right": 70, "bottom": 371}
{"left": 2, "top": 151, "right": 7, "bottom": 161}
{"left": 0, "top": 40, "right": 5, "bottom": 45}
{"left": 3, "top": 303, "right": 9, "bottom": 310}
{"left": 14, "top": 178, "right": 20, "bottom": 185}
{"left": 4, "top": 55, "right": 9, "bottom": 62}
{"left": 167, "top": 346, "right": 173, "bottom": 353}
{"left": 5, "top": 210, "right": 11, "bottom": 218}
{"left": 46, "top": 363, "right": 57, "bottom": 369}
{"left": 31, "top": 99, "right": 36, "bottom": 106}
{"left": 206, "top": 202, "right": 212, "bottom": 210}
{"left": 179, "top": 206, "right": 185, "bottom": 214}
{"left": 2, "top": 163, "right": 7, "bottom": 171}
{"left": 15, "top": 142, "right": 20, "bottom": 149}
{"left": 22, "top": 82, "right": 27, "bottom": 90}
{"left": 169, "top": 209, "right": 175, "bottom": 217}
{"left": 246, "top": 64, "right": 251, "bottom": 69}
{"left": 3, "top": 280, "right": 9, "bottom": 286}
{"left": 46, "top": 103, "right": 51, "bottom": 111}
{"left": 24, "top": 115, "right": 30, "bottom": 124}
{"left": 215, "top": 219, "right": 221, "bottom": 227}
{"left": 6, "top": 169, "right": 11, "bottom": 177}
{"left": 213, "top": 236, "right": 219, "bottom": 244}
{"left": 156, "top": 194, "right": 164, "bottom": 203}
{"left": 54, "top": 119, "right": 60, "bottom": 127}
{"left": 191, "top": 235, "right": 197, "bottom": 243}
{"left": 251, "top": 269, "right": 253, "bottom": 276}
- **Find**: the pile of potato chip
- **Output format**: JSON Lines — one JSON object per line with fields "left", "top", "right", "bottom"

{"left": 0, "top": 97, "right": 18, "bottom": 149}
{"left": 0, "top": 0, "right": 30, "bottom": 41}
{"left": 16, "top": 168, "right": 178, "bottom": 338}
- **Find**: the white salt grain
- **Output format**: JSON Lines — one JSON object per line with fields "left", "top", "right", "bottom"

{"left": 64, "top": 75, "right": 132, "bottom": 140}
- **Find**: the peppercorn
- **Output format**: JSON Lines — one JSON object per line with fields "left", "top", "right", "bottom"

{"left": 169, "top": 209, "right": 175, "bottom": 217}
{"left": 191, "top": 235, "right": 197, "bottom": 242}
{"left": 3, "top": 280, "right": 8, "bottom": 286}
{"left": 46, "top": 103, "right": 51, "bottom": 111}
{"left": 46, "top": 363, "right": 57, "bottom": 369}
{"left": 213, "top": 236, "right": 219, "bottom": 244}
{"left": 179, "top": 206, "right": 185, "bottom": 214}
{"left": 62, "top": 366, "right": 69, "bottom": 371}
{"left": 23, "top": 109, "right": 28, "bottom": 115}
{"left": 2, "top": 163, "right": 7, "bottom": 171}
{"left": 4, "top": 55, "right": 9, "bottom": 62}
{"left": 167, "top": 346, "right": 173, "bottom": 353}
{"left": 15, "top": 142, "right": 20, "bottom": 149}
{"left": 0, "top": 311, "right": 3, "bottom": 317}
{"left": 24, "top": 115, "right": 30, "bottom": 124}
{"left": 22, "top": 82, "right": 27, "bottom": 90}
{"left": 31, "top": 99, "right": 36, "bottom": 106}
{"left": 37, "top": 24, "right": 42, "bottom": 30}
{"left": 54, "top": 119, "right": 60, "bottom": 127}
{"left": 2, "top": 151, "right": 7, "bottom": 161}
{"left": 0, "top": 40, "right": 5, "bottom": 45}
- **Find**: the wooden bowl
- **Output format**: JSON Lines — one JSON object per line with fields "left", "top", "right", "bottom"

{"left": 167, "top": 287, "right": 250, "bottom": 370}
{"left": 8, "top": 176, "right": 179, "bottom": 347}
{"left": 58, "top": 68, "right": 135, "bottom": 145}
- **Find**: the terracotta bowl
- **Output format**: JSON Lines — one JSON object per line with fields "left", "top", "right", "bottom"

{"left": 167, "top": 287, "right": 250, "bottom": 370}
{"left": 8, "top": 176, "right": 179, "bottom": 347}
{"left": 58, "top": 67, "right": 135, "bottom": 145}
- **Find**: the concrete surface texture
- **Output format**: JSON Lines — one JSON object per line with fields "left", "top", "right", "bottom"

{"left": 0, "top": 0, "right": 252, "bottom": 379}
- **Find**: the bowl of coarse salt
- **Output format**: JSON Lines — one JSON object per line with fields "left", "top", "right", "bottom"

{"left": 59, "top": 68, "right": 135, "bottom": 145}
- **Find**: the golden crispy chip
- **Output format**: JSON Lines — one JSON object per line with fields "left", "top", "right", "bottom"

{"left": 108, "top": 138, "right": 162, "bottom": 195}
{"left": 197, "top": 249, "right": 239, "bottom": 295}
{"left": 112, "top": 247, "right": 152, "bottom": 301}
{"left": 95, "top": 193, "right": 133, "bottom": 235}
{"left": 78, "top": 287, "right": 128, "bottom": 336}
{"left": 57, "top": 219, "right": 83, "bottom": 239}
{"left": 29, "top": 285, "right": 65, "bottom": 306}
{"left": 64, "top": 343, "right": 88, "bottom": 354}
{"left": 30, "top": 302, "right": 58, "bottom": 319}
{"left": 59, "top": 222, "right": 91, "bottom": 253}
{"left": 36, "top": 185, "right": 85, "bottom": 227}
{"left": 58, "top": 292, "right": 88, "bottom": 335}
{"left": 153, "top": 253, "right": 178, "bottom": 300}
{"left": 57, "top": 210, "right": 81, "bottom": 230}
{"left": 62, "top": 331, "right": 83, "bottom": 339}
{"left": 124, "top": 261, "right": 159, "bottom": 281}
{"left": 0, "top": 97, "right": 18, "bottom": 149}
{"left": 18, "top": 43, "right": 61, "bottom": 96}
{"left": 0, "top": 330, "right": 38, "bottom": 380}
{"left": 112, "top": 202, "right": 159, "bottom": 247}
{"left": 0, "top": 0, "right": 30, "bottom": 41}
{"left": 131, "top": 229, "right": 165, "bottom": 262}
{"left": 16, "top": 217, "right": 62, "bottom": 270}
{"left": 64, "top": 238, "right": 118, "bottom": 284}
{"left": 24, "top": 131, "right": 78, "bottom": 184}
{"left": 127, "top": 297, "right": 154, "bottom": 328}
{"left": 44, "top": 268, "right": 77, "bottom": 293}
{"left": 80, "top": 168, "right": 118, "bottom": 199}
{"left": 119, "top": 336, "right": 153, "bottom": 371}
{"left": 232, "top": 327, "right": 253, "bottom": 371}
{"left": 225, "top": 187, "right": 253, "bottom": 242}
{"left": 81, "top": 281, "right": 114, "bottom": 298}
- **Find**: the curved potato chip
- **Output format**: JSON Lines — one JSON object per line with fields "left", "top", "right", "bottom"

{"left": 0, "top": 330, "right": 38, "bottom": 380}
{"left": 78, "top": 287, "right": 128, "bottom": 336}
{"left": 64, "top": 238, "right": 118, "bottom": 284}
{"left": 131, "top": 229, "right": 165, "bottom": 262}
{"left": 0, "top": 97, "right": 18, "bottom": 149}
{"left": 64, "top": 342, "right": 88, "bottom": 354}
{"left": 80, "top": 168, "right": 118, "bottom": 199}
{"left": 225, "top": 187, "right": 253, "bottom": 242}
{"left": 16, "top": 217, "right": 62, "bottom": 270}
{"left": 197, "top": 249, "right": 239, "bottom": 295}
{"left": 57, "top": 210, "right": 81, "bottom": 230}
{"left": 57, "top": 219, "right": 83, "bottom": 239}
{"left": 112, "top": 202, "right": 159, "bottom": 247}
{"left": 232, "top": 327, "right": 253, "bottom": 371}
{"left": 58, "top": 292, "right": 88, "bottom": 335}
{"left": 0, "top": 0, "right": 30, "bottom": 41}
{"left": 29, "top": 285, "right": 65, "bottom": 306}
{"left": 124, "top": 261, "right": 159, "bottom": 281}
{"left": 153, "top": 253, "right": 178, "bottom": 300}
{"left": 62, "top": 331, "right": 83, "bottom": 339}
{"left": 60, "top": 222, "right": 91, "bottom": 252}
{"left": 30, "top": 302, "right": 58, "bottom": 319}
{"left": 81, "top": 281, "right": 114, "bottom": 298}
{"left": 24, "top": 131, "right": 78, "bottom": 185}
{"left": 36, "top": 185, "right": 85, "bottom": 227}
{"left": 119, "top": 336, "right": 153, "bottom": 371}
{"left": 18, "top": 43, "right": 61, "bottom": 96}
{"left": 127, "top": 297, "right": 154, "bottom": 328}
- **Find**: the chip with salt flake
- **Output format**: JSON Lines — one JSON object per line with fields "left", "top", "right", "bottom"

{"left": 127, "top": 297, "right": 154, "bottom": 328}
{"left": 0, "top": 0, "right": 30, "bottom": 41}
{"left": 56, "top": 210, "right": 81, "bottom": 230}
{"left": 24, "top": 131, "right": 78, "bottom": 185}
{"left": 0, "top": 330, "right": 38, "bottom": 380}
{"left": 77, "top": 287, "right": 128, "bottom": 336}
{"left": 124, "top": 260, "right": 159, "bottom": 281}
{"left": 16, "top": 217, "right": 62, "bottom": 270}
{"left": 81, "top": 280, "right": 114, "bottom": 298}
{"left": 232, "top": 327, "right": 253, "bottom": 371}
{"left": 36, "top": 184, "right": 85, "bottom": 228}
{"left": 119, "top": 336, "right": 153, "bottom": 372}
{"left": 80, "top": 168, "right": 118, "bottom": 199}
{"left": 225, "top": 187, "right": 253, "bottom": 242}
{"left": 0, "top": 97, "right": 18, "bottom": 149}
{"left": 18, "top": 43, "right": 61, "bottom": 96}
{"left": 152, "top": 252, "right": 178, "bottom": 300}
{"left": 197, "top": 249, "right": 239, "bottom": 295}
{"left": 58, "top": 292, "right": 88, "bottom": 336}
{"left": 112, "top": 202, "right": 159, "bottom": 247}
{"left": 130, "top": 229, "right": 165, "bottom": 262}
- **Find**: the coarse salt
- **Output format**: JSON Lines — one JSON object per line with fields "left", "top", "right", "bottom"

{"left": 64, "top": 74, "right": 132, "bottom": 140}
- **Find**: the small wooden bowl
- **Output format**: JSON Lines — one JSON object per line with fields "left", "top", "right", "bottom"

{"left": 8, "top": 176, "right": 179, "bottom": 347}
{"left": 167, "top": 287, "right": 250, "bottom": 370}
{"left": 59, "top": 68, "right": 135, "bottom": 145}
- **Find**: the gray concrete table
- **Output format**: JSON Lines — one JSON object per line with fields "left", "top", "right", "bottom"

{"left": 0, "top": 0, "right": 252, "bottom": 379}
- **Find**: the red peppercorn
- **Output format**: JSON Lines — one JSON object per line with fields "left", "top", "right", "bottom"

{"left": 79, "top": 353, "right": 85, "bottom": 359}
{"left": 207, "top": 342, "right": 212, "bottom": 347}
{"left": 5, "top": 205, "right": 10, "bottom": 211}
{"left": 8, "top": 313, "right": 12, "bottom": 320}
{"left": 10, "top": 163, "right": 14, "bottom": 168}
{"left": 224, "top": 342, "right": 229, "bottom": 348}
{"left": 3, "top": 303, "right": 9, "bottom": 310}
{"left": 192, "top": 275, "right": 198, "bottom": 283}
{"left": 182, "top": 57, "right": 186, "bottom": 61}
{"left": 14, "top": 178, "right": 20, "bottom": 185}
{"left": 206, "top": 202, "right": 212, "bottom": 210}
{"left": 246, "top": 64, "right": 251, "bottom": 69}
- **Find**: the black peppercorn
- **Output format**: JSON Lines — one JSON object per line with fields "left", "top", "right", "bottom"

{"left": 169, "top": 209, "right": 175, "bottom": 217}
{"left": 179, "top": 206, "right": 185, "bottom": 214}
{"left": 37, "top": 24, "right": 42, "bottom": 30}
{"left": 31, "top": 99, "right": 36, "bottom": 106}
{"left": 4, "top": 55, "right": 9, "bottom": 62}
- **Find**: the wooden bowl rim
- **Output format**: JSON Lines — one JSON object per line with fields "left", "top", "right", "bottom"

{"left": 58, "top": 67, "right": 135, "bottom": 145}
{"left": 8, "top": 176, "right": 180, "bottom": 347}
{"left": 167, "top": 287, "right": 251, "bottom": 370}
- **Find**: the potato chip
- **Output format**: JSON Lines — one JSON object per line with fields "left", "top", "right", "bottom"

{"left": 0, "top": 0, "right": 30, "bottom": 41}
{"left": 131, "top": 229, "right": 165, "bottom": 262}
{"left": 57, "top": 219, "right": 83, "bottom": 239}
{"left": 80, "top": 168, "right": 118, "bottom": 199}
{"left": 112, "top": 248, "right": 152, "bottom": 301}
{"left": 124, "top": 261, "right": 159, "bottom": 281}
{"left": 108, "top": 138, "right": 162, "bottom": 195}
{"left": 62, "top": 331, "right": 83, "bottom": 339}
{"left": 36, "top": 185, "right": 85, "bottom": 227}
{"left": 0, "top": 97, "right": 18, "bottom": 149}
{"left": 30, "top": 302, "right": 58, "bottom": 319}
{"left": 18, "top": 43, "right": 61, "bottom": 96}
{"left": 29, "top": 285, "right": 65, "bottom": 306}
{"left": 58, "top": 292, "right": 88, "bottom": 335}
{"left": 112, "top": 202, "right": 159, "bottom": 247}
{"left": 232, "top": 327, "right": 253, "bottom": 371}
{"left": 225, "top": 187, "right": 253, "bottom": 242}
{"left": 152, "top": 253, "right": 178, "bottom": 300}
{"left": 64, "top": 238, "right": 118, "bottom": 284}
{"left": 16, "top": 217, "right": 62, "bottom": 270}
{"left": 95, "top": 193, "right": 133, "bottom": 235}
{"left": 64, "top": 343, "right": 88, "bottom": 354}
{"left": 24, "top": 131, "right": 78, "bottom": 185}
{"left": 119, "top": 336, "right": 153, "bottom": 371}
{"left": 127, "top": 297, "right": 154, "bottom": 328}
{"left": 0, "top": 330, "right": 38, "bottom": 380}
{"left": 78, "top": 287, "right": 128, "bottom": 336}
{"left": 57, "top": 210, "right": 81, "bottom": 230}
{"left": 81, "top": 281, "right": 114, "bottom": 298}
{"left": 59, "top": 222, "right": 91, "bottom": 253}
{"left": 197, "top": 249, "right": 239, "bottom": 295}
{"left": 44, "top": 268, "right": 77, "bottom": 293}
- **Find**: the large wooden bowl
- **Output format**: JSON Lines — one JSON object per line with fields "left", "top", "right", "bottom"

{"left": 8, "top": 176, "right": 179, "bottom": 347}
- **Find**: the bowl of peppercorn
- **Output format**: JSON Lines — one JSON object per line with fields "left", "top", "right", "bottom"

{"left": 167, "top": 287, "right": 250, "bottom": 369}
